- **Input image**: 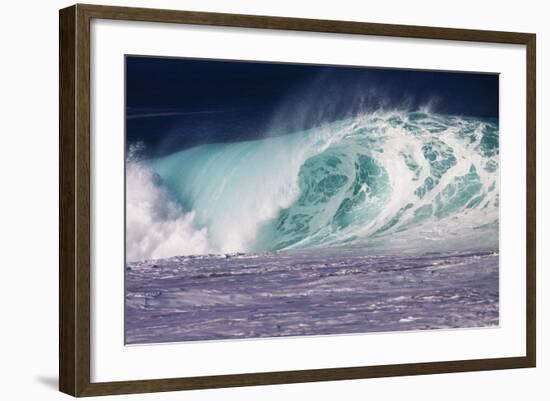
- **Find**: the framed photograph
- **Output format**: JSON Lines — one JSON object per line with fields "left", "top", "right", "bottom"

{"left": 59, "top": 4, "right": 536, "bottom": 397}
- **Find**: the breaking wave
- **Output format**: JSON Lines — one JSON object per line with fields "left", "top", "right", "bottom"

{"left": 126, "top": 111, "right": 499, "bottom": 262}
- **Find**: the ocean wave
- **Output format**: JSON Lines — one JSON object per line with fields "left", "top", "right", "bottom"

{"left": 126, "top": 111, "right": 499, "bottom": 261}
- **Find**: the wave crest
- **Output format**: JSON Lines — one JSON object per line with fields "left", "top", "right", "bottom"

{"left": 128, "top": 111, "right": 499, "bottom": 260}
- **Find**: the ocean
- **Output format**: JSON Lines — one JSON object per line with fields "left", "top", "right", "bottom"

{"left": 125, "top": 111, "right": 499, "bottom": 343}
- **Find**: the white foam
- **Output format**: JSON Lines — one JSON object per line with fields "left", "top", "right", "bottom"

{"left": 125, "top": 160, "right": 214, "bottom": 262}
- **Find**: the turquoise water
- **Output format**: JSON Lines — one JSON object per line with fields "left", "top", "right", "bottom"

{"left": 143, "top": 111, "right": 499, "bottom": 256}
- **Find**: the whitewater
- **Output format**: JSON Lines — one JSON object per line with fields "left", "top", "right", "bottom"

{"left": 126, "top": 111, "right": 499, "bottom": 262}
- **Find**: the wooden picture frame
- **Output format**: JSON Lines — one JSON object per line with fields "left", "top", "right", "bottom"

{"left": 59, "top": 3, "right": 536, "bottom": 397}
